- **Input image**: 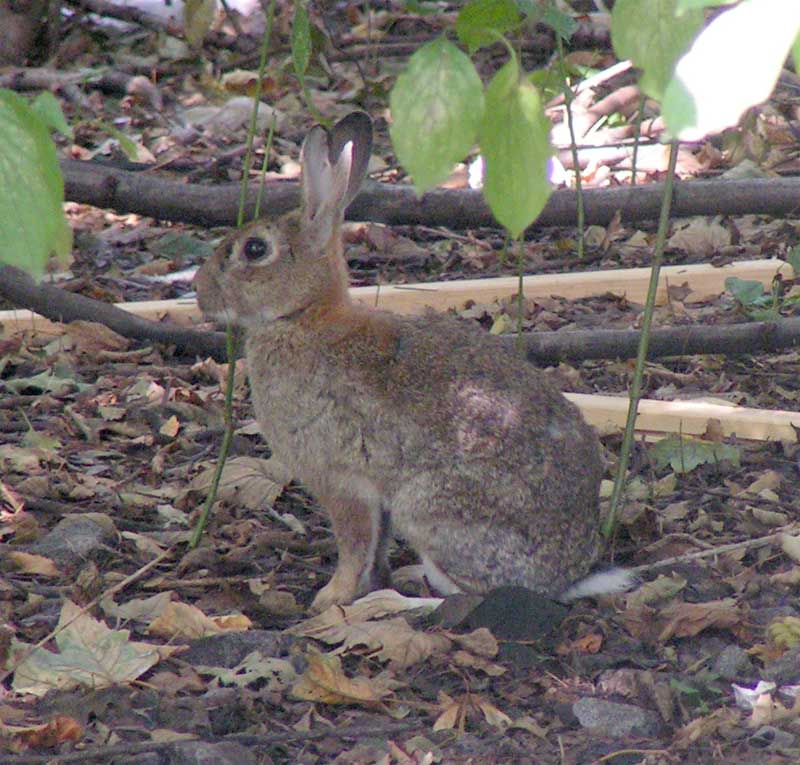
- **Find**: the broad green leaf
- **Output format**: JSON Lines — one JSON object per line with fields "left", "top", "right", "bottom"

{"left": 651, "top": 435, "right": 741, "bottom": 475}
{"left": 456, "top": 0, "right": 521, "bottom": 53}
{"left": 663, "top": 0, "right": 800, "bottom": 140}
{"left": 794, "top": 32, "right": 800, "bottom": 76}
{"left": 183, "top": 0, "right": 217, "bottom": 49}
{"left": 479, "top": 60, "right": 552, "bottom": 239}
{"left": 0, "top": 89, "right": 72, "bottom": 279}
{"left": 611, "top": 0, "right": 703, "bottom": 101}
{"left": 292, "top": 1, "right": 311, "bottom": 79}
{"left": 389, "top": 38, "right": 484, "bottom": 194}
{"left": 540, "top": 3, "right": 577, "bottom": 41}
{"left": 30, "top": 91, "right": 72, "bottom": 139}
{"left": 725, "top": 276, "right": 767, "bottom": 308}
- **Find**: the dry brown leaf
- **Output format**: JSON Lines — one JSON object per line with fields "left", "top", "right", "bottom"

{"left": 476, "top": 697, "right": 512, "bottom": 729}
{"left": 190, "top": 456, "right": 291, "bottom": 511}
{"left": 744, "top": 469, "right": 783, "bottom": 494}
{"left": 4, "top": 714, "right": 83, "bottom": 751}
{"left": 289, "top": 589, "right": 443, "bottom": 638}
{"left": 449, "top": 628, "right": 498, "bottom": 658}
{"left": 336, "top": 618, "right": 451, "bottom": 669}
{"left": 433, "top": 692, "right": 462, "bottom": 732}
{"left": 212, "top": 613, "right": 253, "bottom": 631}
{"left": 451, "top": 650, "right": 506, "bottom": 676}
{"left": 65, "top": 321, "right": 130, "bottom": 354}
{"left": 657, "top": 598, "right": 742, "bottom": 642}
{"left": 290, "top": 650, "right": 400, "bottom": 705}
{"left": 6, "top": 552, "right": 59, "bottom": 578}
{"left": 158, "top": 415, "right": 180, "bottom": 438}
{"left": 147, "top": 602, "right": 223, "bottom": 640}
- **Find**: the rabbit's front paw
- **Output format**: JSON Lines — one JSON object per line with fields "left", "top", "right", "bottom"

{"left": 309, "top": 571, "right": 360, "bottom": 614}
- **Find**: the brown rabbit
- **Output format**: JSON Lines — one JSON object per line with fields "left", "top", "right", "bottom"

{"left": 195, "top": 113, "right": 629, "bottom": 613}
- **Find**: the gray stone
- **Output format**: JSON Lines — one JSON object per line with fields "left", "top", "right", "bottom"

{"left": 713, "top": 644, "right": 754, "bottom": 680}
{"left": 171, "top": 741, "right": 258, "bottom": 765}
{"left": 572, "top": 698, "right": 662, "bottom": 738}
{"left": 750, "top": 725, "right": 796, "bottom": 751}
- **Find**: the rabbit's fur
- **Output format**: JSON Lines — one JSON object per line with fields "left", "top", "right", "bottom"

{"left": 195, "top": 113, "right": 613, "bottom": 613}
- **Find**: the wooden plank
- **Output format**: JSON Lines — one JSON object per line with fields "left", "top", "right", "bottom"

{"left": 567, "top": 393, "right": 800, "bottom": 443}
{"left": 0, "top": 258, "right": 790, "bottom": 339}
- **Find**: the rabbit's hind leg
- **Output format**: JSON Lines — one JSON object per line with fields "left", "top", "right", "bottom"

{"left": 309, "top": 492, "right": 389, "bottom": 613}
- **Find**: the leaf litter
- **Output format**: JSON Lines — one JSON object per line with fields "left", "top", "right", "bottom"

{"left": 2, "top": 7, "right": 800, "bottom": 765}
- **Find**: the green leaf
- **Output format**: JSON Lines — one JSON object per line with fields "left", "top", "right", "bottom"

{"left": 540, "top": 3, "right": 577, "bottom": 41}
{"left": 456, "top": 0, "right": 521, "bottom": 54}
{"left": 611, "top": 0, "right": 704, "bottom": 101}
{"left": 794, "top": 32, "right": 800, "bottom": 76}
{"left": 725, "top": 276, "right": 767, "bottom": 307}
{"left": 663, "top": 0, "right": 800, "bottom": 140}
{"left": 389, "top": 38, "right": 484, "bottom": 194}
{"left": 651, "top": 434, "right": 741, "bottom": 475}
{"left": 183, "top": 0, "right": 217, "bottom": 49}
{"left": 479, "top": 59, "right": 552, "bottom": 239}
{"left": 292, "top": 1, "right": 311, "bottom": 79}
{"left": 30, "top": 91, "right": 72, "bottom": 139}
{"left": 0, "top": 89, "right": 72, "bottom": 279}
{"left": 92, "top": 119, "right": 140, "bottom": 161}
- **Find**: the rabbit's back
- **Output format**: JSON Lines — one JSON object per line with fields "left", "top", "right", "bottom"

{"left": 245, "top": 308, "right": 603, "bottom": 596}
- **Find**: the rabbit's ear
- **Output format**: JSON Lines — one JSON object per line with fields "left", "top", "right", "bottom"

{"left": 301, "top": 112, "right": 372, "bottom": 231}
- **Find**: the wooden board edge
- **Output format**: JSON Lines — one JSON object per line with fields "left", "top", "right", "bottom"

{"left": 566, "top": 393, "right": 800, "bottom": 443}
{"left": 0, "top": 258, "right": 789, "bottom": 335}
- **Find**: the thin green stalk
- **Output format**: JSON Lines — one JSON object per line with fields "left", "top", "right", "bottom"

{"left": 603, "top": 140, "right": 680, "bottom": 537}
{"left": 189, "top": 0, "right": 276, "bottom": 548}
{"left": 236, "top": 0, "right": 276, "bottom": 228}
{"left": 515, "top": 236, "right": 525, "bottom": 356}
{"left": 555, "top": 35, "right": 584, "bottom": 259}
{"left": 630, "top": 91, "right": 646, "bottom": 186}
{"left": 189, "top": 326, "right": 238, "bottom": 548}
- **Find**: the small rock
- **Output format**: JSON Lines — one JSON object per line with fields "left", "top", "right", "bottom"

{"left": 181, "top": 630, "right": 289, "bottom": 668}
{"left": 572, "top": 698, "right": 663, "bottom": 738}
{"left": 172, "top": 741, "right": 258, "bottom": 765}
{"left": 762, "top": 646, "right": 800, "bottom": 684}
{"left": 28, "top": 513, "right": 117, "bottom": 575}
{"left": 750, "top": 725, "right": 796, "bottom": 751}
{"left": 713, "top": 645, "right": 755, "bottom": 681}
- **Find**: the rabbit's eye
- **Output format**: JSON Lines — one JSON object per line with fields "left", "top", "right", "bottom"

{"left": 242, "top": 236, "right": 271, "bottom": 262}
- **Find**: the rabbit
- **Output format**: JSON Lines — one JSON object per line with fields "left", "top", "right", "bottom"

{"left": 194, "top": 112, "right": 632, "bottom": 613}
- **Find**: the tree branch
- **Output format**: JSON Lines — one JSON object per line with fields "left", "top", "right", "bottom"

{"left": 2, "top": 265, "right": 799, "bottom": 363}
{"left": 0, "top": 265, "right": 226, "bottom": 360}
{"left": 61, "top": 159, "right": 800, "bottom": 230}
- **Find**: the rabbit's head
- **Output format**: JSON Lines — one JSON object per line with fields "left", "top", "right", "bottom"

{"left": 195, "top": 112, "right": 373, "bottom": 327}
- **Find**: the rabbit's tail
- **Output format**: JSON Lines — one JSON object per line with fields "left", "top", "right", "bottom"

{"left": 558, "top": 567, "right": 637, "bottom": 602}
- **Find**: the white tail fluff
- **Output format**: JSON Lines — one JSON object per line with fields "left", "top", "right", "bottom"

{"left": 558, "top": 567, "right": 637, "bottom": 602}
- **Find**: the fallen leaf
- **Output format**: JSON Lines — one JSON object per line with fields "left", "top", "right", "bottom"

{"left": 290, "top": 650, "right": 401, "bottom": 705}
{"left": 11, "top": 601, "right": 161, "bottom": 696}
{"left": 6, "top": 552, "right": 59, "bottom": 578}
{"left": 657, "top": 598, "right": 742, "bottom": 642}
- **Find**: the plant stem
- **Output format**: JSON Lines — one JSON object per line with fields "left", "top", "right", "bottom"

{"left": 189, "top": 326, "right": 238, "bottom": 548}
{"left": 555, "top": 34, "right": 584, "bottom": 259}
{"left": 190, "top": 0, "right": 275, "bottom": 547}
{"left": 236, "top": 0, "right": 276, "bottom": 228}
{"left": 603, "top": 140, "right": 680, "bottom": 537}
{"left": 630, "top": 91, "right": 646, "bottom": 186}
